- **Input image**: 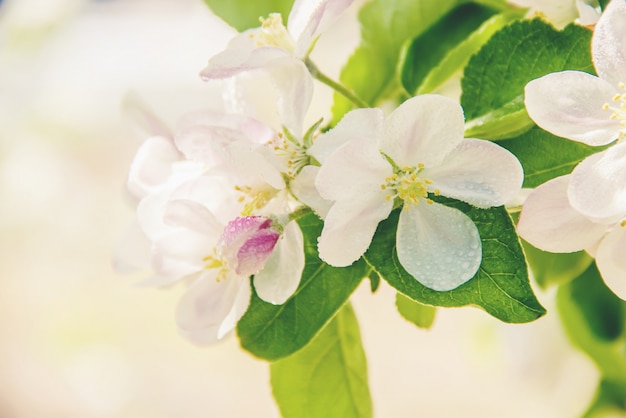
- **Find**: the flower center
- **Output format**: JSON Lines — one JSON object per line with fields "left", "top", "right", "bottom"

{"left": 381, "top": 164, "right": 440, "bottom": 209}
{"left": 250, "top": 14, "right": 295, "bottom": 52}
{"left": 234, "top": 184, "right": 278, "bottom": 215}
{"left": 270, "top": 131, "right": 311, "bottom": 178}
{"left": 202, "top": 251, "right": 230, "bottom": 282}
{"left": 602, "top": 82, "right": 626, "bottom": 140}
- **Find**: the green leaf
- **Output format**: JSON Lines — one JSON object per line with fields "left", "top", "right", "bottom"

{"left": 557, "top": 262, "right": 626, "bottom": 383}
{"left": 271, "top": 303, "right": 372, "bottom": 418}
{"left": 583, "top": 380, "right": 626, "bottom": 418}
{"left": 399, "top": 3, "right": 498, "bottom": 95}
{"left": 522, "top": 241, "right": 593, "bottom": 288}
{"left": 395, "top": 293, "right": 437, "bottom": 329}
{"left": 461, "top": 19, "right": 593, "bottom": 139}
{"left": 204, "top": 0, "right": 294, "bottom": 31}
{"left": 237, "top": 212, "right": 370, "bottom": 361}
{"left": 498, "top": 126, "right": 602, "bottom": 188}
{"left": 331, "top": 0, "right": 459, "bottom": 124}
{"left": 365, "top": 202, "right": 545, "bottom": 323}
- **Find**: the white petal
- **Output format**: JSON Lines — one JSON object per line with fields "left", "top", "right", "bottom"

{"left": 228, "top": 140, "right": 285, "bottom": 190}
{"left": 576, "top": 0, "right": 601, "bottom": 26}
{"left": 318, "top": 194, "right": 393, "bottom": 266}
{"left": 596, "top": 226, "right": 626, "bottom": 301}
{"left": 315, "top": 134, "right": 391, "bottom": 201}
{"left": 163, "top": 199, "right": 223, "bottom": 238}
{"left": 381, "top": 95, "right": 465, "bottom": 168}
{"left": 176, "top": 272, "right": 249, "bottom": 345}
{"left": 170, "top": 176, "right": 242, "bottom": 225}
{"left": 517, "top": 175, "right": 607, "bottom": 252}
{"left": 265, "top": 58, "right": 313, "bottom": 136}
{"left": 111, "top": 220, "right": 152, "bottom": 274}
{"left": 289, "top": 166, "right": 332, "bottom": 219}
{"left": 254, "top": 221, "right": 305, "bottom": 304}
{"left": 524, "top": 71, "right": 620, "bottom": 146}
{"left": 425, "top": 138, "right": 523, "bottom": 208}
{"left": 396, "top": 203, "right": 481, "bottom": 291}
{"left": 308, "top": 108, "right": 384, "bottom": 164}
{"left": 200, "top": 44, "right": 291, "bottom": 80}
{"left": 289, "top": 0, "right": 354, "bottom": 57}
{"left": 569, "top": 143, "right": 626, "bottom": 222}
{"left": 127, "top": 136, "right": 181, "bottom": 199}
{"left": 216, "top": 277, "right": 252, "bottom": 340}
{"left": 152, "top": 228, "right": 214, "bottom": 277}
{"left": 592, "top": 0, "right": 626, "bottom": 87}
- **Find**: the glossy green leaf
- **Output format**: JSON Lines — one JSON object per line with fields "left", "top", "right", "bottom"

{"left": 395, "top": 293, "right": 437, "bottom": 329}
{"left": 237, "top": 212, "right": 370, "bottom": 360}
{"left": 557, "top": 263, "right": 626, "bottom": 383}
{"left": 522, "top": 241, "right": 593, "bottom": 289}
{"left": 204, "top": 0, "right": 294, "bottom": 31}
{"left": 365, "top": 202, "right": 545, "bottom": 323}
{"left": 498, "top": 126, "right": 602, "bottom": 188}
{"left": 461, "top": 19, "right": 593, "bottom": 139}
{"left": 400, "top": 3, "right": 497, "bottom": 95}
{"left": 271, "top": 303, "right": 372, "bottom": 418}
{"left": 331, "top": 0, "right": 459, "bottom": 124}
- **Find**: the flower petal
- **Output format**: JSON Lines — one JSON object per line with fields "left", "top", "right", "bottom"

{"left": 425, "top": 138, "right": 523, "bottom": 208}
{"left": 152, "top": 227, "right": 215, "bottom": 278}
{"left": 200, "top": 44, "right": 291, "bottom": 80}
{"left": 289, "top": 166, "right": 332, "bottom": 218}
{"left": 176, "top": 272, "right": 250, "bottom": 345}
{"left": 112, "top": 220, "right": 152, "bottom": 274}
{"left": 127, "top": 136, "right": 181, "bottom": 199}
{"left": 315, "top": 133, "right": 391, "bottom": 201}
{"left": 308, "top": 108, "right": 384, "bottom": 164}
{"left": 164, "top": 199, "right": 223, "bottom": 237}
{"left": 569, "top": 143, "right": 626, "bottom": 222}
{"left": 517, "top": 175, "right": 607, "bottom": 252}
{"left": 524, "top": 71, "right": 620, "bottom": 146}
{"left": 596, "top": 226, "right": 626, "bottom": 301}
{"left": 396, "top": 202, "right": 481, "bottom": 291}
{"left": 289, "top": 0, "right": 354, "bottom": 57}
{"left": 318, "top": 194, "right": 393, "bottom": 267}
{"left": 381, "top": 94, "right": 465, "bottom": 168}
{"left": 592, "top": 0, "right": 626, "bottom": 87}
{"left": 254, "top": 220, "right": 305, "bottom": 304}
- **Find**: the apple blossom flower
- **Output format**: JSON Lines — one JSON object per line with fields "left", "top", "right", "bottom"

{"left": 310, "top": 94, "right": 524, "bottom": 291}
{"left": 517, "top": 170, "right": 626, "bottom": 300}
{"left": 524, "top": 1, "right": 626, "bottom": 223}
{"left": 524, "top": 0, "right": 626, "bottom": 148}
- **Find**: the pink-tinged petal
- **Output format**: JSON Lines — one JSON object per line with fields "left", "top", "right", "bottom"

{"left": 518, "top": 176, "right": 607, "bottom": 252}
{"left": 178, "top": 111, "right": 274, "bottom": 145}
{"left": 289, "top": 0, "right": 354, "bottom": 57}
{"left": 112, "top": 220, "right": 152, "bottom": 274}
{"left": 318, "top": 194, "right": 393, "bottom": 266}
{"left": 381, "top": 95, "right": 465, "bottom": 168}
{"left": 217, "top": 216, "right": 281, "bottom": 276}
{"left": 200, "top": 45, "right": 292, "bottom": 80}
{"left": 525, "top": 71, "right": 621, "bottom": 146}
{"left": 254, "top": 220, "right": 305, "bottom": 304}
{"left": 592, "top": 0, "right": 626, "bottom": 87}
{"left": 163, "top": 199, "right": 223, "bottom": 238}
{"left": 289, "top": 166, "right": 332, "bottom": 219}
{"left": 176, "top": 272, "right": 250, "bottom": 345}
{"left": 127, "top": 136, "right": 182, "bottom": 199}
{"left": 397, "top": 202, "right": 481, "bottom": 291}
{"left": 308, "top": 108, "right": 384, "bottom": 164}
{"left": 426, "top": 138, "right": 523, "bottom": 208}
{"left": 569, "top": 143, "right": 626, "bottom": 222}
{"left": 596, "top": 226, "right": 626, "bottom": 301}
{"left": 315, "top": 134, "right": 391, "bottom": 201}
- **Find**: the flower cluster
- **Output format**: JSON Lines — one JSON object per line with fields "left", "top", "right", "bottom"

{"left": 519, "top": 0, "right": 626, "bottom": 300}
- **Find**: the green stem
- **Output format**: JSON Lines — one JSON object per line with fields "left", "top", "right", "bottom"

{"left": 304, "top": 58, "right": 370, "bottom": 109}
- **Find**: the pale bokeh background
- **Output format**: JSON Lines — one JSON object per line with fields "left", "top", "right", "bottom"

{"left": 0, "top": 0, "right": 601, "bottom": 417}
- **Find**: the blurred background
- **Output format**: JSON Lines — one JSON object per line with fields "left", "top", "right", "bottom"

{"left": 0, "top": 0, "right": 602, "bottom": 416}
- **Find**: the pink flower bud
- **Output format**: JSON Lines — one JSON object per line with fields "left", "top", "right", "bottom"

{"left": 217, "top": 216, "right": 281, "bottom": 276}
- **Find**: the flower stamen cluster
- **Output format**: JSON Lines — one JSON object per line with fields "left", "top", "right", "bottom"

{"left": 603, "top": 82, "right": 626, "bottom": 137}
{"left": 381, "top": 164, "right": 440, "bottom": 208}
{"left": 250, "top": 14, "right": 295, "bottom": 52}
